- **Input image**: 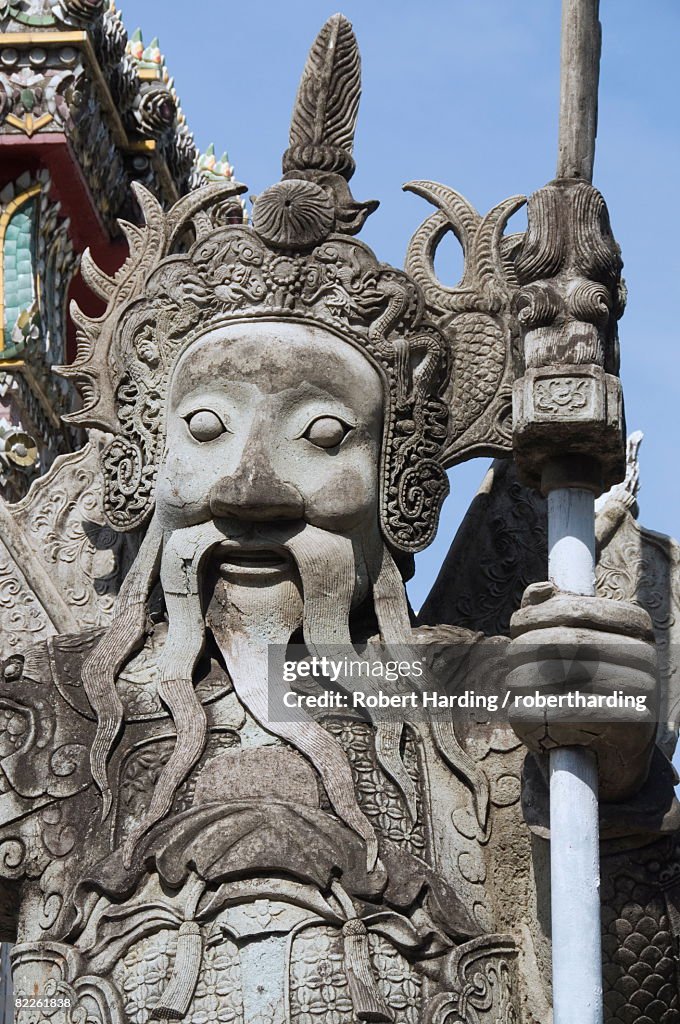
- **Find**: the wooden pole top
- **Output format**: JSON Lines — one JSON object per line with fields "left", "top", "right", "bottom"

{"left": 557, "top": 0, "right": 601, "bottom": 182}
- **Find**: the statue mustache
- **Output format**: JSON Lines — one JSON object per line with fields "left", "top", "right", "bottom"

{"left": 124, "top": 517, "right": 386, "bottom": 867}
{"left": 84, "top": 515, "right": 487, "bottom": 869}
{"left": 83, "top": 517, "right": 372, "bottom": 863}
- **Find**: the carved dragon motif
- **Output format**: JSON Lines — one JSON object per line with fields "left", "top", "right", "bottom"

{"left": 405, "top": 180, "right": 525, "bottom": 466}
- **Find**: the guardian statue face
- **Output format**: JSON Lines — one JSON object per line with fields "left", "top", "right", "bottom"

{"left": 157, "top": 321, "right": 383, "bottom": 544}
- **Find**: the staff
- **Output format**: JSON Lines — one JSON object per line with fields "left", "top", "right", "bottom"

{"left": 552, "top": 4, "right": 602, "bottom": 1020}
{"left": 512, "top": 2, "right": 626, "bottom": 1021}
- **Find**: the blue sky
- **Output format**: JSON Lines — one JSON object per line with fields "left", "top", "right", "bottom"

{"left": 119, "top": 0, "right": 679, "bottom": 610}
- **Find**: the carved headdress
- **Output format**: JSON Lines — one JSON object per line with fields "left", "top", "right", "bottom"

{"left": 59, "top": 14, "right": 533, "bottom": 554}
{"left": 58, "top": 15, "right": 450, "bottom": 551}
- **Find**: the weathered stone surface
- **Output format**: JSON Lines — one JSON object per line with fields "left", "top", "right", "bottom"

{"left": 0, "top": 14, "right": 677, "bottom": 1024}
{"left": 418, "top": 459, "right": 548, "bottom": 637}
{"left": 512, "top": 178, "right": 627, "bottom": 493}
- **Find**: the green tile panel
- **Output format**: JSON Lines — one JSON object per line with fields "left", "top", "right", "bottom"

{"left": 3, "top": 201, "right": 36, "bottom": 348}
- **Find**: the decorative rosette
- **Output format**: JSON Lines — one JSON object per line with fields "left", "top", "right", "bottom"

{"left": 253, "top": 179, "right": 335, "bottom": 251}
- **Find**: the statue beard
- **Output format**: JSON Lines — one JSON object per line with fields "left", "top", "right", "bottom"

{"left": 83, "top": 515, "right": 489, "bottom": 870}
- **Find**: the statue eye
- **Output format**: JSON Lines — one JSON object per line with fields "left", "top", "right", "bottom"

{"left": 303, "top": 416, "right": 351, "bottom": 449}
{"left": 186, "top": 409, "right": 227, "bottom": 442}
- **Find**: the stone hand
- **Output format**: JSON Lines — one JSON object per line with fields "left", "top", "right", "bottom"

{"left": 506, "top": 582, "right": 658, "bottom": 800}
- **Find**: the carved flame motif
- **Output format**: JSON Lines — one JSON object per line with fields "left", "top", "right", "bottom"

{"left": 284, "top": 13, "right": 361, "bottom": 180}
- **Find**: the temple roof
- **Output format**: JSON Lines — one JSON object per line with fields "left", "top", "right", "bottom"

{"left": 0, "top": 1, "right": 245, "bottom": 230}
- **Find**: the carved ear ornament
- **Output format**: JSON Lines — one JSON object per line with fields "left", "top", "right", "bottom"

{"left": 404, "top": 180, "right": 527, "bottom": 466}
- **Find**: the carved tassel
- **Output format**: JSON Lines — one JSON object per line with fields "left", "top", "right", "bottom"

{"left": 151, "top": 922, "right": 202, "bottom": 1020}
{"left": 392, "top": 337, "right": 411, "bottom": 405}
{"left": 342, "top": 919, "right": 393, "bottom": 1023}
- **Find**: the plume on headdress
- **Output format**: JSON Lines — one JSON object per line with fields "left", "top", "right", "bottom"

{"left": 278, "top": 13, "right": 377, "bottom": 235}
{"left": 284, "top": 13, "right": 361, "bottom": 180}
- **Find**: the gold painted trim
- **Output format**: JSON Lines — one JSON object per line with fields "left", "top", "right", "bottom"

{"left": 0, "top": 31, "right": 88, "bottom": 46}
{"left": 0, "top": 184, "right": 41, "bottom": 354}
{"left": 5, "top": 111, "right": 54, "bottom": 136}
{"left": 127, "top": 140, "right": 157, "bottom": 153}
{"left": 137, "top": 68, "right": 162, "bottom": 82}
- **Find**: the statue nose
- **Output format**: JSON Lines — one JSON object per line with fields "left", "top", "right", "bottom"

{"left": 209, "top": 446, "right": 305, "bottom": 522}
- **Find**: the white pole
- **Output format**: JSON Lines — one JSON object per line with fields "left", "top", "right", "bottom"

{"left": 547, "top": 487, "right": 603, "bottom": 1024}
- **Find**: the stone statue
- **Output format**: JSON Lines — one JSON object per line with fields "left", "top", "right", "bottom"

{"left": 0, "top": 15, "right": 678, "bottom": 1024}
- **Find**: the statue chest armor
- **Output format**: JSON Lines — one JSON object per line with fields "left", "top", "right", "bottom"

{"left": 4, "top": 635, "right": 530, "bottom": 1024}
